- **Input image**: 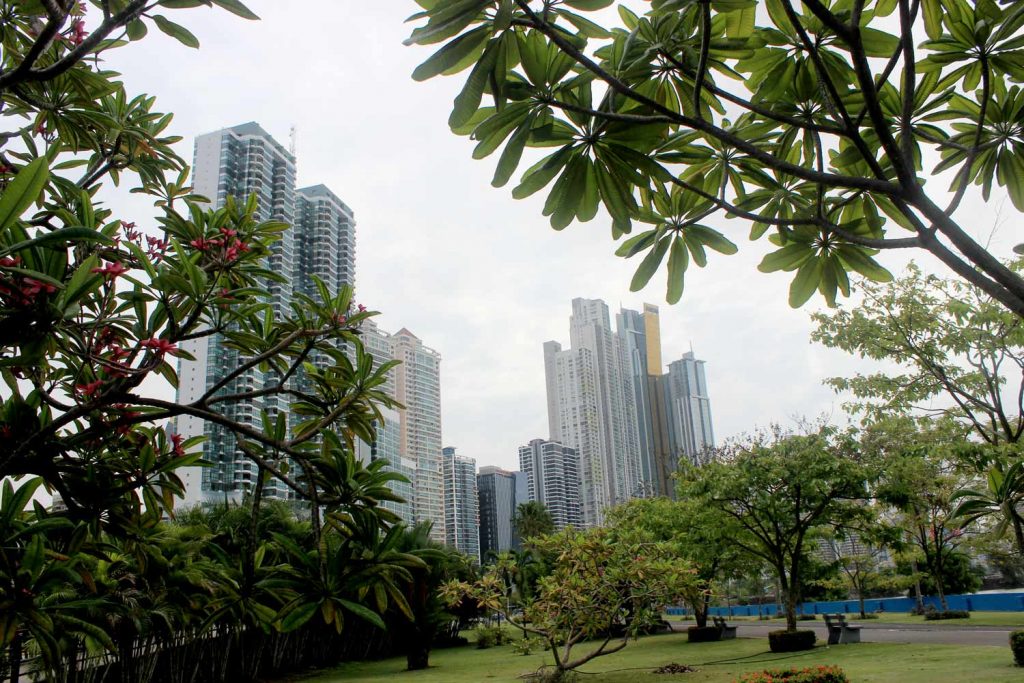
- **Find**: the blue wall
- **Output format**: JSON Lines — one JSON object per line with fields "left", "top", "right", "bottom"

{"left": 664, "top": 592, "right": 1024, "bottom": 617}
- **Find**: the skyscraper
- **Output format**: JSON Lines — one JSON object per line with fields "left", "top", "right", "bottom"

{"left": 665, "top": 352, "right": 716, "bottom": 465}
{"left": 442, "top": 447, "right": 479, "bottom": 561}
{"left": 518, "top": 439, "right": 582, "bottom": 530}
{"left": 544, "top": 298, "right": 641, "bottom": 526}
{"left": 392, "top": 328, "right": 445, "bottom": 542}
{"left": 477, "top": 466, "right": 528, "bottom": 559}
{"left": 543, "top": 298, "right": 716, "bottom": 508}
{"left": 178, "top": 122, "right": 318, "bottom": 506}
{"left": 357, "top": 321, "right": 445, "bottom": 538}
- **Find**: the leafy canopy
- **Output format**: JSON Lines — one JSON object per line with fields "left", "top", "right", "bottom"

{"left": 408, "top": 0, "right": 1024, "bottom": 317}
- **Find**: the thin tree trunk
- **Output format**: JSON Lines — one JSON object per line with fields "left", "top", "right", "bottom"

{"left": 8, "top": 632, "right": 21, "bottom": 683}
{"left": 1012, "top": 514, "right": 1024, "bottom": 557}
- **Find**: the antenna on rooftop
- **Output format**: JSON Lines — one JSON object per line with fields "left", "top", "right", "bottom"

{"left": 289, "top": 125, "right": 297, "bottom": 155}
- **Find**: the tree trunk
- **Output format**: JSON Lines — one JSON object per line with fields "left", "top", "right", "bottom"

{"left": 8, "top": 632, "right": 22, "bottom": 683}
{"left": 859, "top": 593, "right": 867, "bottom": 620}
{"left": 405, "top": 633, "right": 430, "bottom": 671}
{"left": 695, "top": 591, "right": 711, "bottom": 628}
{"left": 910, "top": 556, "right": 925, "bottom": 613}
{"left": 1012, "top": 514, "right": 1024, "bottom": 557}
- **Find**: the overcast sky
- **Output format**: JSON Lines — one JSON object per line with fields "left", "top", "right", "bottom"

{"left": 96, "top": 1, "right": 1014, "bottom": 471}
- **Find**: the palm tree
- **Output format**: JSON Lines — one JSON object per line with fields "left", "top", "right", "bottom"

{"left": 953, "top": 460, "right": 1024, "bottom": 555}
{"left": 512, "top": 502, "right": 555, "bottom": 545}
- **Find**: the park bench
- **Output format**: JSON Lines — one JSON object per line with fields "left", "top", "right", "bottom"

{"left": 712, "top": 616, "right": 737, "bottom": 640}
{"left": 823, "top": 613, "right": 861, "bottom": 644}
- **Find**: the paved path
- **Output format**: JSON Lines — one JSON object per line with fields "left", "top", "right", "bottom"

{"left": 671, "top": 620, "right": 1015, "bottom": 646}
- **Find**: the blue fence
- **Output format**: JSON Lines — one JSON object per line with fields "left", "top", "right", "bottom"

{"left": 664, "top": 592, "right": 1024, "bottom": 618}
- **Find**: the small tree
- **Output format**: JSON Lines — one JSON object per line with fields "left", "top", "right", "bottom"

{"left": 865, "top": 416, "right": 971, "bottom": 610}
{"left": 605, "top": 495, "right": 746, "bottom": 628}
{"left": 681, "top": 425, "right": 869, "bottom": 631}
{"left": 441, "top": 527, "right": 695, "bottom": 682}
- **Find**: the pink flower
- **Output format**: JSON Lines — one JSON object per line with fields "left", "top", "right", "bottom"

{"left": 0, "top": 256, "right": 21, "bottom": 268}
{"left": 75, "top": 379, "right": 103, "bottom": 397}
{"left": 357, "top": 304, "right": 366, "bottom": 313}
{"left": 21, "top": 278, "right": 57, "bottom": 296}
{"left": 91, "top": 261, "right": 128, "bottom": 279}
{"left": 140, "top": 337, "right": 178, "bottom": 356}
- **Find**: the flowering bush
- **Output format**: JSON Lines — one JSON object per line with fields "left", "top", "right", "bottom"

{"left": 735, "top": 665, "right": 849, "bottom": 683}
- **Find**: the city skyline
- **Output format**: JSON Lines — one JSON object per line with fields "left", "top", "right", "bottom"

{"left": 97, "top": 3, "right": 954, "bottom": 475}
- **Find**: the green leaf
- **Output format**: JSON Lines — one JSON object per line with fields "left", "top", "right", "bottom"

{"left": 211, "top": 0, "right": 260, "bottom": 20}
{"left": 0, "top": 158, "right": 49, "bottom": 234}
{"left": 412, "top": 26, "right": 489, "bottom": 81}
{"left": 338, "top": 599, "right": 387, "bottom": 630}
{"left": 666, "top": 236, "right": 688, "bottom": 304}
{"left": 126, "top": 18, "right": 147, "bottom": 40}
{"left": 512, "top": 146, "right": 574, "bottom": 199}
{"left": 153, "top": 15, "right": 200, "bottom": 48}
{"left": 788, "top": 257, "right": 823, "bottom": 307}
{"left": 562, "top": 0, "right": 614, "bottom": 9}
{"left": 278, "top": 601, "right": 320, "bottom": 632}
{"left": 758, "top": 243, "right": 813, "bottom": 272}
{"left": 836, "top": 245, "right": 893, "bottom": 282}
{"left": 615, "top": 229, "right": 657, "bottom": 257}
{"left": 1, "top": 226, "right": 111, "bottom": 257}
{"left": 630, "top": 234, "right": 671, "bottom": 292}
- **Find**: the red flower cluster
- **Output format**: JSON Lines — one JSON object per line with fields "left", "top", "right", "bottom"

{"left": 171, "top": 433, "right": 185, "bottom": 457}
{"left": 91, "top": 261, "right": 128, "bottom": 279}
{"left": 140, "top": 337, "right": 178, "bottom": 356}
{"left": 190, "top": 227, "right": 250, "bottom": 264}
{"left": 0, "top": 258, "right": 58, "bottom": 306}
{"left": 735, "top": 665, "right": 848, "bottom": 683}
{"left": 146, "top": 236, "right": 169, "bottom": 263}
{"left": 68, "top": 19, "right": 87, "bottom": 46}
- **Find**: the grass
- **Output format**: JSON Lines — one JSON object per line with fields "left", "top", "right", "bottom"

{"left": 667, "top": 610, "right": 1024, "bottom": 627}
{"left": 298, "top": 632, "right": 1021, "bottom": 682}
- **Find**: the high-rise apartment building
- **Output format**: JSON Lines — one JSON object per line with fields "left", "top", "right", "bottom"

{"left": 442, "top": 447, "right": 479, "bottom": 561}
{"left": 357, "top": 321, "right": 445, "bottom": 538}
{"left": 517, "top": 439, "right": 582, "bottom": 530}
{"left": 295, "top": 185, "right": 356, "bottom": 300}
{"left": 543, "top": 298, "right": 716, "bottom": 509}
{"left": 477, "top": 466, "right": 528, "bottom": 560}
{"left": 665, "top": 352, "right": 716, "bottom": 465}
{"left": 178, "top": 122, "right": 312, "bottom": 506}
{"left": 392, "top": 328, "right": 445, "bottom": 542}
{"left": 544, "top": 298, "right": 641, "bottom": 526}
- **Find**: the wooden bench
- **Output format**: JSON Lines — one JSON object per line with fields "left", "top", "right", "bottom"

{"left": 823, "top": 613, "right": 861, "bottom": 644}
{"left": 712, "top": 616, "right": 737, "bottom": 640}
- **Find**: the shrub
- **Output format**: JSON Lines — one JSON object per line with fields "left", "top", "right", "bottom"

{"left": 512, "top": 636, "right": 546, "bottom": 656}
{"left": 859, "top": 613, "right": 880, "bottom": 619}
{"left": 1011, "top": 631, "right": 1024, "bottom": 666}
{"left": 687, "top": 626, "right": 722, "bottom": 642}
{"left": 474, "top": 625, "right": 508, "bottom": 649}
{"left": 797, "top": 614, "right": 818, "bottom": 621}
{"left": 924, "top": 609, "right": 970, "bottom": 620}
{"left": 736, "top": 665, "right": 849, "bottom": 683}
{"left": 767, "top": 630, "right": 816, "bottom": 653}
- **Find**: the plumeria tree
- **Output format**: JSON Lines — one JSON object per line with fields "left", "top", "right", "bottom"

{"left": 0, "top": 3, "right": 415, "bottom": 679}
{"left": 408, "top": 0, "right": 1024, "bottom": 317}
{"left": 441, "top": 526, "right": 695, "bottom": 682}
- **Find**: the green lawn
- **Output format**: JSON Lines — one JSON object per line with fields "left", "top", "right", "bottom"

{"left": 667, "top": 610, "right": 1024, "bottom": 627}
{"left": 299, "top": 632, "right": 1021, "bottom": 682}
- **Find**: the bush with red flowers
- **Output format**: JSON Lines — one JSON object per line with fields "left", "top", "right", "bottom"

{"left": 735, "top": 665, "right": 849, "bottom": 683}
